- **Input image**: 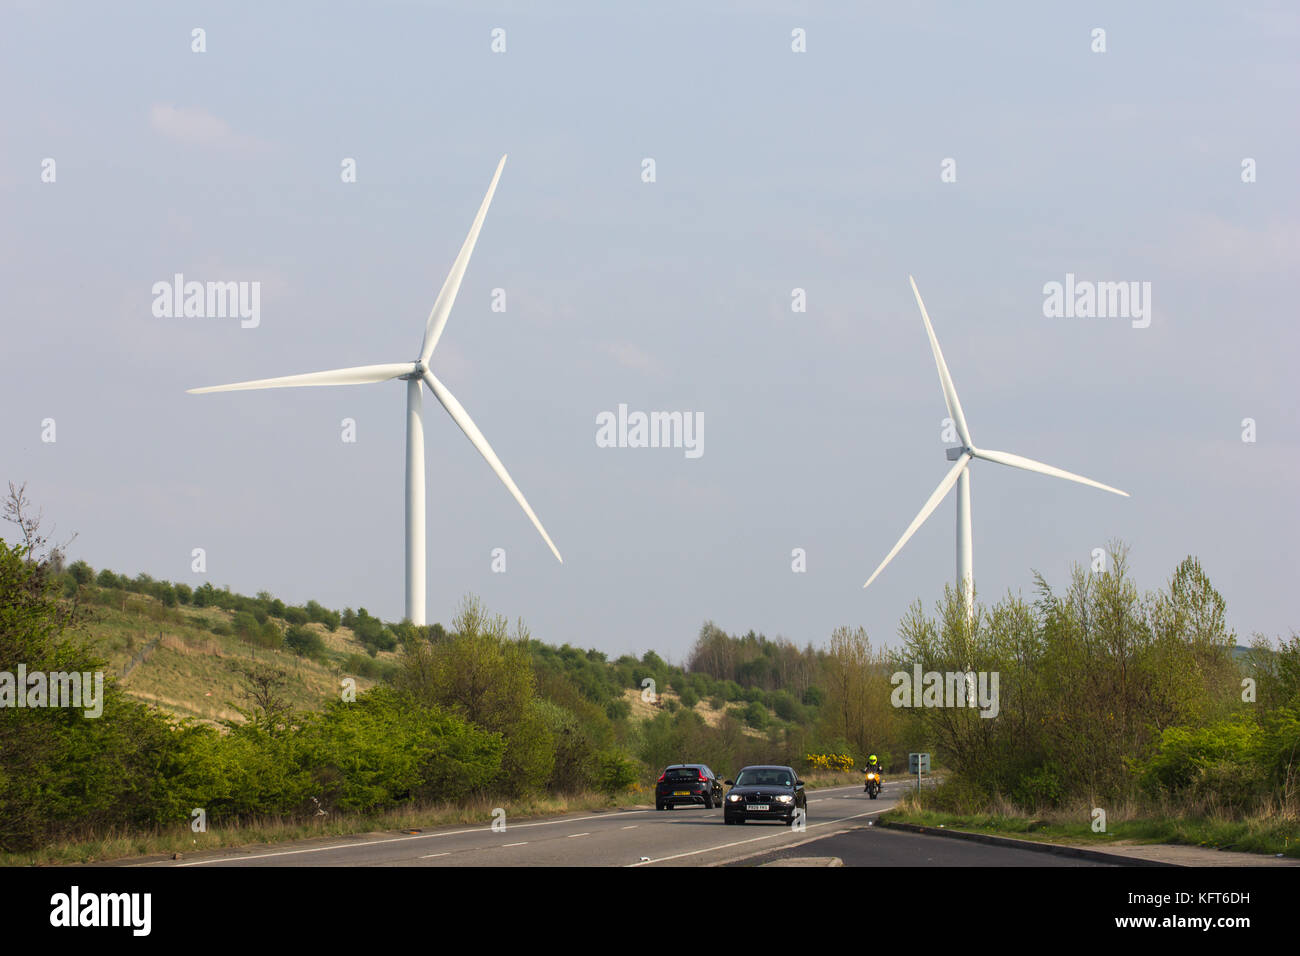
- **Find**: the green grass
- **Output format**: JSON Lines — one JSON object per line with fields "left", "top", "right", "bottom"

{"left": 883, "top": 800, "right": 1300, "bottom": 858}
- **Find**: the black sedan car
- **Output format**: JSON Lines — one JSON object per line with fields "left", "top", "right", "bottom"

{"left": 722, "top": 765, "right": 807, "bottom": 825}
{"left": 655, "top": 764, "right": 725, "bottom": 810}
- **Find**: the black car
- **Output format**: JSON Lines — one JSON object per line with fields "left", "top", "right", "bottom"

{"left": 722, "top": 765, "right": 807, "bottom": 826}
{"left": 655, "top": 764, "right": 725, "bottom": 810}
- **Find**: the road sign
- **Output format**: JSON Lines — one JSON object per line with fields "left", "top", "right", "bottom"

{"left": 909, "top": 752, "right": 930, "bottom": 774}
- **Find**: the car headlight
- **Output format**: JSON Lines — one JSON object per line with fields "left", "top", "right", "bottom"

{"left": 727, "top": 793, "right": 741, "bottom": 802}
{"left": 776, "top": 795, "right": 794, "bottom": 804}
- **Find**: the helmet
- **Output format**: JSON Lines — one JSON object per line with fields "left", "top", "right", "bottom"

{"left": 868, "top": 754, "right": 878, "bottom": 765}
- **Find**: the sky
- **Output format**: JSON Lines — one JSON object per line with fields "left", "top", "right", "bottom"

{"left": 2, "top": 1, "right": 1297, "bottom": 662}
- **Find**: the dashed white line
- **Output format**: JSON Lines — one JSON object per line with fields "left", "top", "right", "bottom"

{"left": 568, "top": 832, "right": 590, "bottom": 838}
{"left": 420, "top": 852, "right": 450, "bottom": 859}
{"left": 146, "top": 783, "right": 872, "bottom": 868}
{"left": 502, "top": 842, "right": 528, "bottom": 848}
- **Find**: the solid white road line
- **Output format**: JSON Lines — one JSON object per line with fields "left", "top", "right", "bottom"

{"left": 160, "top": 808, "right": 657, "bottom": 867}
{"left": 627, "top": 806, "right": 889, "bottom": 866}
{"left": 148, "top": 782, "right": 874, "bottom": 868}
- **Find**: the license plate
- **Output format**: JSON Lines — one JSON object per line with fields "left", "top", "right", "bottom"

{"left": 745, "top": 804, "right": 770, "bottom": 811}
{"left": 673, "top": 791, "right": 690, "bottom": 796}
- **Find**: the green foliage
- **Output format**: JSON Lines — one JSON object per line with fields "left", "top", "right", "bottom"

{"left": 285, "top": 625, "right": 324, "bottom": 659}
{"left": 394, "top": 597, "right": 554, "bottom": 795}
{"left": 351, "top": 607, "right": 396, "bottom": 652}
{"left": 300, "top": 688, "right": 504, "bottom": 812}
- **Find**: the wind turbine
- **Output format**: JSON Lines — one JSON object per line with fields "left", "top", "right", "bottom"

{"left": 863, "top": 276, "right": 1128, "bottom": 620}
{"left": 188, "top": 155, "right": 561, "bottom": 626}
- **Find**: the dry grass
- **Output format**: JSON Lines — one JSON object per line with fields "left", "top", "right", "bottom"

{"left": 78, "top": 593, "right": 386, "bottom": 726}
{"left": 886, "top": 786, "right": 1300, "bottom": 857}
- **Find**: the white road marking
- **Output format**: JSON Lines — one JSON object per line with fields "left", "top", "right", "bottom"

{"left": 502, "top": 842, "right": 527, "bottom": 848}
{"left": 627, "top": 805, "right": 889, "bottom": 866}
{"left": 159, "top": 808, "right": 655, "bottom": 867}
{"left": 567, "top": 832, "right": 590, "bottom": 838}
{"left": 420, "top": 852, "right": 450, "bottom": 859}
{"left": 622, "top": 825, "right": 638, "bottom": 830}
{"left": 144, "top": 783, "right": 872, "bottom": 868}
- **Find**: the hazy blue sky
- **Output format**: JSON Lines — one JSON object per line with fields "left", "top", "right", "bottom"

{"left": 3, "top": 2, "right": 1297, "bottom": 661}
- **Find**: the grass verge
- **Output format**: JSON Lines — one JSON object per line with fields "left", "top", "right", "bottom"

{"left": 883, "top": 791, "right": 1300, "bottom": 858}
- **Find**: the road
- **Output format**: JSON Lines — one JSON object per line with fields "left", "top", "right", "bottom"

{"left": 131, "top": 780, "right": 1107, "bottom": 867}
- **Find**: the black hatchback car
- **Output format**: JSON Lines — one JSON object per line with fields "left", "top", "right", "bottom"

{"left": 655, "top": 764, "right": 725, "bottom": 810}
{"left": 723, "top": 765, "right": 807, "bottom": 825}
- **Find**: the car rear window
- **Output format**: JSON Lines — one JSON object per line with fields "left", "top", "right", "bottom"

{"left": 665, "top": 768, "right": 701, "bottom": 780}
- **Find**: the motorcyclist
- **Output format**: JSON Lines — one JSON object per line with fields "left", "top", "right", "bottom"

{"left": 863, "top": 754, "right": 882, "bottom": 792}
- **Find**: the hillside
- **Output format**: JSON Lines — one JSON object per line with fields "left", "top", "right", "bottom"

{"left": 73, "top": 581, "right": 398, "bottom": 726}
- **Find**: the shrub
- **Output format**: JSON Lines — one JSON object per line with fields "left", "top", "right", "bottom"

{"left": 285, "top": 625, "right": 324, "bottom": 659}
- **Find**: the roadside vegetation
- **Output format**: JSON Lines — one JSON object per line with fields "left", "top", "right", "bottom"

{"left": 2, "top": 484, "right": 1295, "bottom": 861}
{"left": 882, "top": 545, "right": 1300, "bottom": 856}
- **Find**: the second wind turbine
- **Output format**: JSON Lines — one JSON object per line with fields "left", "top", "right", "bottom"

{"left": 863, "top": 277, "right": 1129, "bottom": 616}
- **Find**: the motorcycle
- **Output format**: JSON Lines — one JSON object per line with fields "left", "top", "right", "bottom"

{"left": 863, "top": 769, "right": 882, "bottom": 799}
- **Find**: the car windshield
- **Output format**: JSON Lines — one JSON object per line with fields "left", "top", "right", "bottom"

{"left": 734, "top": 769, "right": 793, "bottom": 788}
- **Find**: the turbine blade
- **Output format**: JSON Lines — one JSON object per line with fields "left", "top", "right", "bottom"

{"left": 419, "top": 155, "right": 507, "bottom": 364}
{"left": 864, "top": 453, "right": 971, "bottom": 589}
{"left": 422, "top": 371, "right": 562, "bottom": 563}
{"left": 910, "top": 276, "right": 973, "bottom": 447}
{"left": 972, "top": 448, "right": 1129, "bottom": 497}
{"left": 187, "top": 363, "right": 413, "bottom": 394}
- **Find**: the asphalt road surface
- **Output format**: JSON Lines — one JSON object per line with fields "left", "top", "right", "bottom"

{"left": 131, "top": 781, "right": 1104, "bottom": 867}
{"left": 733, "top": 825, "right": 1112, "bottom": 867}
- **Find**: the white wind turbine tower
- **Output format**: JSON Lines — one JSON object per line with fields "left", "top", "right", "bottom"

{"left": 863, "top": 276, "right": 1128, "bottom": 622}
{"left": 188, "top": 155, "right": 560, "bottom": 626}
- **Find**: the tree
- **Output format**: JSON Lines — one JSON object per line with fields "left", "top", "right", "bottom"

{"left": 225, "top": 661, "right": 294, "bottom": 734}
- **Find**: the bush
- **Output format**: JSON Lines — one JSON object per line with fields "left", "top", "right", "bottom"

{"left": 68, "top": 560, "right": 93, "bottom": 586}
{"left": 594, "top": 750, "right": 640, "bottom": 795}
{"left": 256, "top": 619, "right": 283, "bottom": 650}
{"left": 301, "top": 688, "right": 505, "bottom": 812}
{"left": 344, "top": 653, "right": 381, "bottom": 679}
{"left": 285, "top": 625, "right": 324, "bottom": 659}
{"left": 605, "top": 698, "right": 631, "bottom": 722}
